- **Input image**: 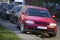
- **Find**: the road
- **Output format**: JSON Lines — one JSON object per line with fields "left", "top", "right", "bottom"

{"left": 0, "top": 18, "right": 60, "bottom": 40}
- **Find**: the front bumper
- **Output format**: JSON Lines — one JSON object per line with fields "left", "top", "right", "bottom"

{"left": 24, "top": 24, "right": 56, "bottom": 34}
{"left": 25, "top": 28, "right": 56, "bottom": 34}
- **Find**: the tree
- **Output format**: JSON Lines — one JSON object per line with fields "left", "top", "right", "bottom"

{"left": 28, "top": 0, "right": 47, "bottom": 7}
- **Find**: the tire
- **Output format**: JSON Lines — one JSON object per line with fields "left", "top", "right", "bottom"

{"left": 17, "top": 23, "right": 26, "bottom": 33}
{"left": 20, "top": 23, "right": 25, "bottom": 33}
{"left": 14, "top": 16, "right": 18, "bottom": 24}
{"left": 49, "top": 32, "right": 57, "bottom": 37}
{"left": 16, "top": 20, "right": 20, "bottom": 29}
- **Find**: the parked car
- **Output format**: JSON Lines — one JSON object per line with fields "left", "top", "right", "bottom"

{"left": 0, "top": 2, "right": 8, "bottom": 19}
{"left": 16, "top": 5, "right": 57, "bottom": 37}
{"left": 0, "top": 4, "right": 7, "bottom": 19}
{"left": 9, "top": 5, "right": 22, "bottom": 24}
{"left": 5, "top": 3, "right": 15, "bottom": 20}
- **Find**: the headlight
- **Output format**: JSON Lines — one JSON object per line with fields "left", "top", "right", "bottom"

{"left": 48, "top": 23, "right": 56, "bottom": 28}
{"left": 25, "top": 20, "right": 34, "bottom": 24}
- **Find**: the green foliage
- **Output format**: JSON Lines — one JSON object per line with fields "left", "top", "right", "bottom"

{"left": 0, "top": 25, "right": 21, "bottom": 40}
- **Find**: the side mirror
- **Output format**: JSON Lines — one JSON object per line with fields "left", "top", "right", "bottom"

{"left": 52, "top": 15, "right": 56, "bottom": 18}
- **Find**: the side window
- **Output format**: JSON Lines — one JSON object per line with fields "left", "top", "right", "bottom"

{"left": 19, "top": 6, "right": 26, "bottom": 17}
{"left": 15, "top": 7, "right": 22, "bottom": 13}
{"left": 20, "top": 6, "right": 26, "bottom": 12}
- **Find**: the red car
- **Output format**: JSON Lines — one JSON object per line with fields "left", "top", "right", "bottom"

{"left": 17, "top": 5, "right": 57, "bottom": 37}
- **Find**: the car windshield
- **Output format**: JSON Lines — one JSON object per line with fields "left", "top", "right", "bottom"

{"left": 26, "top": 8, "right": 51, "bottom": 18}
{"left": 6, "top": 4, "right": 15, "bottom": 10}
{"left": 15, "top": 6, "right": 22, "bottom": 13}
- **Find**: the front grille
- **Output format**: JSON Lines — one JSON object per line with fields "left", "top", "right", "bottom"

{"left": 35, "top": 22, "right": 49, "bottom": 26}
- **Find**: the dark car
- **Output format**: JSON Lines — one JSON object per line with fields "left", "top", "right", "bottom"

{"left": 9, "top": 5, "right": 22, "bottom": 24}
{"left": 0, "top": 4, "right": 7, "bottom": 18}
{"left": 0, "top": 2, "right": 8, "bottom": 18}
{"left": 5, "top": 3, "right": 15, "bottom": 20}
{"left": 16, "top": 5, "right": 57, "bottom": 37}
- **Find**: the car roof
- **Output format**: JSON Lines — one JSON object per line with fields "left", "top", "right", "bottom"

{"left": 26, "top": 5, "right": 48, "bottom": 10}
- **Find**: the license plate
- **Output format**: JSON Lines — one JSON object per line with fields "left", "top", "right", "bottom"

{"left": 37, "top": 26, "right": 47, "bottom": 29}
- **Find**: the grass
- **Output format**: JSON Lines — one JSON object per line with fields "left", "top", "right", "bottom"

{"left": 0, "top": 25, "right": 21, "bottom": 40}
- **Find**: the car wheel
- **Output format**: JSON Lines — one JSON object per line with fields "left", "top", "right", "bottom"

{"left": 20, "top": 23, "right": 25, "bottom": 33}
{"left": 49, "top": 32, "right": 57, "bottom": 37}
{"left": 16, "top": 20, "right": 20, "bottom": 29}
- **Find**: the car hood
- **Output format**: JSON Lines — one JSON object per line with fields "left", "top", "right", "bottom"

{"left": 25, "top": 16, "right": 56, "bottom": 23}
